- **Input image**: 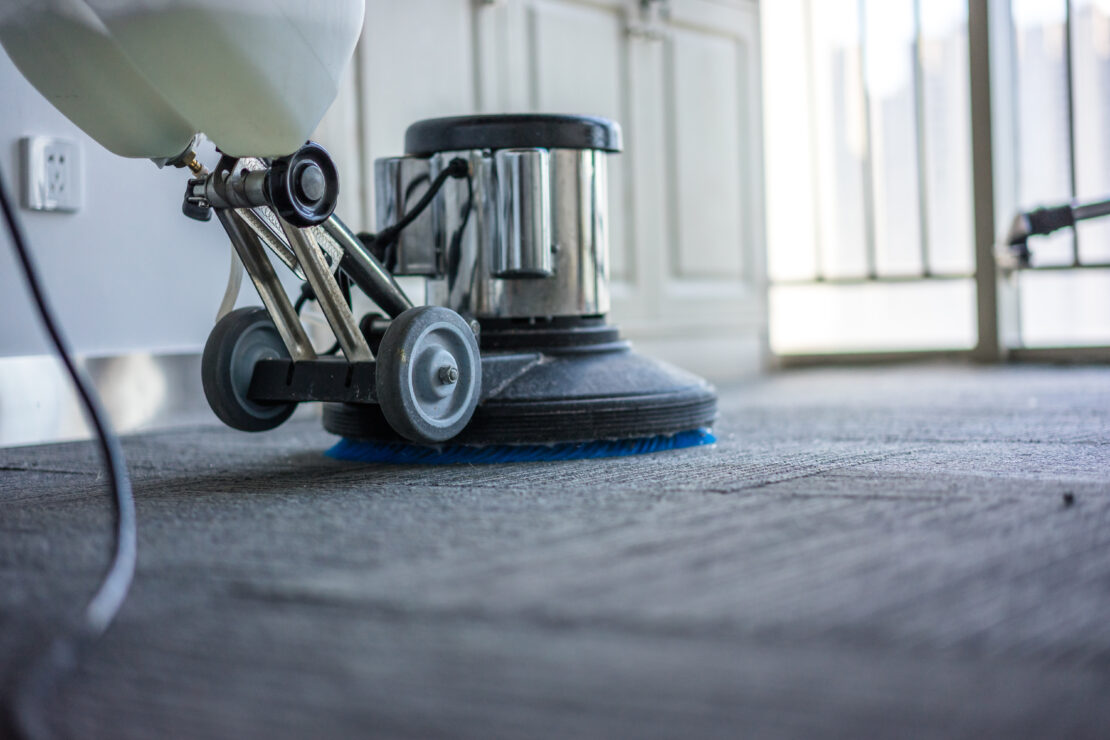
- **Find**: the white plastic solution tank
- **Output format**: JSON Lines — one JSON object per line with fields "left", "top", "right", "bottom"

{"left": 0, "top": 0, "right": 365, "bottom": 158}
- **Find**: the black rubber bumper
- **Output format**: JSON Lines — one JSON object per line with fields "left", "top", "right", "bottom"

{"left": 404, "top": 114, "right": 623, "bottom": 155}
{"left": 322, "top": 345, "right": 716, "bottom": 446}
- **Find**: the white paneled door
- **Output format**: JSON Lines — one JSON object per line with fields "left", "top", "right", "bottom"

{"left": 316, "top": 0, "right": 766, "bottom": 381}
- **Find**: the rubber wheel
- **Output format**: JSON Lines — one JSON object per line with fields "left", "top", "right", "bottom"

{"left": 202, "top": 307, "right": 297, "bottom": 432}
{"left": 376, "top": 306, "right": 481, "bottom": 443}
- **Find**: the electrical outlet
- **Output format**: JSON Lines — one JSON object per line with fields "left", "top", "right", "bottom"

{"left": 20, "top": 136, "right": 81, "bottom": 213}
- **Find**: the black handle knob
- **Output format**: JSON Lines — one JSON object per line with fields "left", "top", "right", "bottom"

{"left": 266, "top": 142, "right": 339, "bottom": 227}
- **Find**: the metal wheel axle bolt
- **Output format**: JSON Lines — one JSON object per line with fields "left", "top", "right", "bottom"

{"left": 438, "top": 365, "right": 459, "bottom": 384}
{"left": 296, "top": 163, "right": 326, "bottom": 203}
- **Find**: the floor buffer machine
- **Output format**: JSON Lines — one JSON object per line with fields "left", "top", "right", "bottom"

{"left": 196, "top": 114, "right": 718, "bottom": 461}
{"left": 1, "top": 2, "right": 716, "bottom": 462}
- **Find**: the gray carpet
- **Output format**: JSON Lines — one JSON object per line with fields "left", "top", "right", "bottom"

{"left": 1, "top": 364, "right": 1108, "bottom": 738}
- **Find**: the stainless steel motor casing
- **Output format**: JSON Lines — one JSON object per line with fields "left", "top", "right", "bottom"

{"left": 492, "top": 148, "right": 553, "bottom": 279}
{"left": 374, "top": 155, "right": 439, "bottom": 276}
{"left": 432, "top": 146, "right": 610, "bottom": 319}
{"left": 373, "top": 115, "right": 620, "bottom": 320}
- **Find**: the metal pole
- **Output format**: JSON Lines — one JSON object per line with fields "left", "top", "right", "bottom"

{"left": 803, "top": 0, "right": 825, "bottom": 281}
{"left": 858, "top": 0, "right": 878, "bottom": 279}
{"left": 969, "top": 0, "right": 1004, "bottom": 361}
{"left": 1064, "top": 0, "right": 1081, "bottom": 267}
{"left": 278, "top": 218, "right": 373, "bottom": 362}
{"left": 216, "top": 210, "right": 316, "bottom": 362}
{"left": 1073, "top": 197, "right": 1110, "bottom": 221}
{"left": 323, "top": 215, "right": 415, "bottom": 319}
{"left": 912, "top": 0, "right": 933, "bottom": 277}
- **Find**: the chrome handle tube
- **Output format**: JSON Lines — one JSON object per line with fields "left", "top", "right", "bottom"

{"left": 278, "top": 218, "right": 372, "bottom": 363}
{"left": 216, "top": 210, "right": 316, "bottom": 361}
{"left": 493, "top": 148, "right": 553, "bottom": 278}
{"left": 323, "top": 215, "right": 415, "bottom": 319}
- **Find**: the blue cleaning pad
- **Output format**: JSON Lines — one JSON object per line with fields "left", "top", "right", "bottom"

{"left": 327, "top": 428, "right": 715, "bottom": 464}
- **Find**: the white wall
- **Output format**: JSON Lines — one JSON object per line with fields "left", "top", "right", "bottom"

{"left": 0, "top": 52, "right": 239, "bottom": 357}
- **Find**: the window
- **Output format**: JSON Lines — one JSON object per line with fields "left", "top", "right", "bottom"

{"left": 762, "top": 0, "right": 1110, "bottom": 358}
{"left": 1005, "top": 0, "right": 1110, "bottom": 348}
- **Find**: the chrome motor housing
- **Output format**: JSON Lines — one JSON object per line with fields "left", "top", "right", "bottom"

{"left": 373, "top": 114, "right": 621, "bottom": 320}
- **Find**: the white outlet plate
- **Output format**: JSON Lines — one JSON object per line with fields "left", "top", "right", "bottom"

{"left": 20, "top": 136, "right": 82, "bottom": 213}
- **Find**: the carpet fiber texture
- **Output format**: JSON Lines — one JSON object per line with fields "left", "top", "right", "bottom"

{"left": 0, "top": 364, "right": 1108, "bottom": 738}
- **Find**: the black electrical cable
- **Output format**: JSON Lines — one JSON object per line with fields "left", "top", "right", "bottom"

{"left": 293, "top": 284, "right": 311, "bottom": 315}
{"left": 446, "top": 169, "right": 474, "bottom": 279}
{"left": 403, "top": 173, "right": 430, "bottom": 202}
{"left": 0, "top": 165, "right": 137, "bottom": 738}
{"left": 373, "top": 157, "right": 469, "bottom": 250}
{"left": 454, "top": 171, "right": 474, "bottom": 248}
{"left": 359, "top": 159, "right": 472, "bottom": 278}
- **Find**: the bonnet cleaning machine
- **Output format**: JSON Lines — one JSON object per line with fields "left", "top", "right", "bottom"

{"left": 0, "top": 0, "right": 716, "bottom": 458}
